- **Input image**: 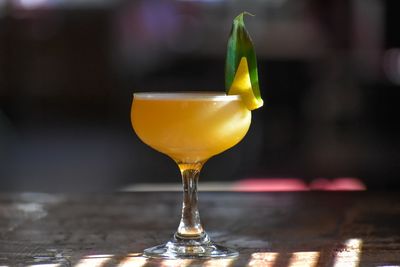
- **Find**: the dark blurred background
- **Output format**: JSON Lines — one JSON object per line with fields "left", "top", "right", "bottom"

{"left": 0, "top": 0, "right": 399, "bottom": 192}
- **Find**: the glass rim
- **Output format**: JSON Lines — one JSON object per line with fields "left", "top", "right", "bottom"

{"left": 133, "top": 92, "right": 242, "bottom": 101}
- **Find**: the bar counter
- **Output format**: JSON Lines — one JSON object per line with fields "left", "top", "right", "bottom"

{"left": 0, "top": 192, "right": 399, "bottom": 266}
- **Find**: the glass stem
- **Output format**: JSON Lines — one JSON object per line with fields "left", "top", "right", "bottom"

{"left": 175, "top": 162, "right": 208, "bottom": 242}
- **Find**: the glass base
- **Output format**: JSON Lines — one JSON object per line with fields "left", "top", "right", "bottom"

{"left": 143, "top": 238, "right": 239, "bottom": 259}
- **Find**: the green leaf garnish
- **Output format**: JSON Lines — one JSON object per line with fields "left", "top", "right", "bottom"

{"left": 225, "top": 12, "right": 262, "bottom": 103}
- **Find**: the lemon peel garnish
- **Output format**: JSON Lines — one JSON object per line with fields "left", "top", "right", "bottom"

{"left": 228, "top": 57, "right": 263, "bottom": 110}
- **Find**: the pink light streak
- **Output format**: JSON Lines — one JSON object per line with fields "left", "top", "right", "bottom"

{"left": 233, "top": 177, "right": 366, "bottom": 192}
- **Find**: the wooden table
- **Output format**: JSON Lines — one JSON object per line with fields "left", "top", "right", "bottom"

{"left": 0, "top": 192, "right": 399, "bottom": 266}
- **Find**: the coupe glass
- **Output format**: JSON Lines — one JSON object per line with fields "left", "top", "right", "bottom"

{"left": 131, "top": 92, "right": 251, "bottom": 259}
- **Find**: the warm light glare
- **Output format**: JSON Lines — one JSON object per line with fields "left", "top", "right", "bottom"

{"left": 247, "top": 252, "right": 278, "bottom": 267}
{"left": 75, "top": 255, "right": 113, "bottom": 267}
{"left": 333, "top": 238, "right": 363, "bottom": 267}
{"left": 288, "top": 251, "right": 320, "bottom": 267}
{"left": 203, "top": 258, "right": 235, "bottom": 267}
{"left": 126, "top": 253, "right": 142, "bottom": 257}
{"left": 160, "top": 259, "right": 193, "bottom": 267}
{"left": 117, "top": 255, "right": 147, "bottom": 267}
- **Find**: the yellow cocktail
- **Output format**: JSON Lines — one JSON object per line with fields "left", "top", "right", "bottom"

{"left": 130, "top": 92, "right": 251, "bottom": 259}
{"left": 130, "top": 12, "right": 263, "bottom": 260}
{"left": 131, "top": 92, "right": 251, "bottom": 163}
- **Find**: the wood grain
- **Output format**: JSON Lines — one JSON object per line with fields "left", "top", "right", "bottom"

{"left": 0, "top": 192, "right": 399, "bottom": 266}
